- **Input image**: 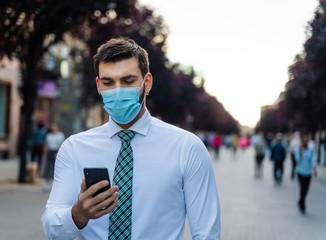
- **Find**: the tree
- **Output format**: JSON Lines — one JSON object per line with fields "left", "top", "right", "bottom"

{"left": 304, "top": 0, "right": 326, "bottom": 127}
{"left": 1, "top": 0, "right": 239, "bottom": 183}
{"left": 78, "top": 4, "right": 239, "bottom": 133}
{"left": 257, "top": 0, "right": 326, "bottom": 165}
{"left": 0, "top": 0, "right": 132, "bottom": 182}
{"left": 285, "top": 56, "right": 319, "bottom": 132}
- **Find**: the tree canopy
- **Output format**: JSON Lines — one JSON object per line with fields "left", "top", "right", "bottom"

{"left": 0, "top": 0, "right": 239, "bottom": 182}
{"left": 257, "top": 1, "right": 326, "bottom": 135}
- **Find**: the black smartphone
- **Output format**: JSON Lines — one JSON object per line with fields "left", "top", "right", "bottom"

{"left": 83, "top": 168, "right": 111, "bottom": 197}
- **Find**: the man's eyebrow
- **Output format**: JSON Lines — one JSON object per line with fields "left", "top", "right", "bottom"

{"left": 120, "top": 74, "right": 138, "bottom": 80}
{"left": 99, "top": 75, "right": 138, "bottom": 81}
{"left": 99, "top": 76, "right": 113, "bottom": 81}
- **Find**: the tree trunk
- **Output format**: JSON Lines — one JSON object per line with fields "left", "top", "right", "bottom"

{"left": 17, "top": 65, "right": 38, "bottom": 183}
{"left": 17, "top": 31, "right": 43, "bottom": 183}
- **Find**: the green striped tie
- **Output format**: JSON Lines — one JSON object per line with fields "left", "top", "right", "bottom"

{"left": 109, "top": 130, "right": 135, "bottom": 240}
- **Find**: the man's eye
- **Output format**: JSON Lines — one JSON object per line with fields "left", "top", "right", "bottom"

{"left": 124, "top": 80, "right": 136, "bottom": 85}
{"left": 103, "top": 81, "right": 113, "bottom": 86}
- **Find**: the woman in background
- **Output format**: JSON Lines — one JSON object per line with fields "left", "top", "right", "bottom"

{"left": 42, "top": 123, "right": 65, "bottom": 191}
{"left": 294, "top": 133, "right": 317, "bottom": 214}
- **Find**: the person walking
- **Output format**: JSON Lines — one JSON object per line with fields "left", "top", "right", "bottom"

{"left": 254, "top": 134, "right": 267, "bottom": 178}
{"left": 212, "top": 133, "right": 222, "bottom": 159}
{"left": 289, "top": 131, "right": 300, "bottom": 180}
{"left": 42, "top": 123, "right": 65, "bottom": 191}
{"left": 270, "top": 133, "right": 286, "bottom": 185}
{"left": 42, "top": 37, "right": 220, "bottom": 240}
{"left": 294, "top": 133, "right": 317, "bottom": 214}
{"left": 29, "top": 122, "right": 46, "bottom": 173}
{"left": 232, "top": 134, "right": 238, "bottom": 154}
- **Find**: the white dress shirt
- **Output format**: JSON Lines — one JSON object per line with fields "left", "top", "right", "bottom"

{"left": 42, "top": 109, "right": 220, "bottom": 240}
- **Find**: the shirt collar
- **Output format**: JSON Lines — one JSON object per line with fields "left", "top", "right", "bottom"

{"left": 107, "top": 108, "right": 151, "bottom": 138}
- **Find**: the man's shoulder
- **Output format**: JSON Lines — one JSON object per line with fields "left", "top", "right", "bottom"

{"left": 151, "top": 117, "right": 186, "bottom": 133}
{"left": 68, "top": 122, "right": 109, "bottom": 142}
{"left": 150, "top": 117, "right": 200, "bottom": 142}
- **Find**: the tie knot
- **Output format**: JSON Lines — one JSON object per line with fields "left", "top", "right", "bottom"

{"left": 117, "top": 130, "right": 135, "bottom": 143}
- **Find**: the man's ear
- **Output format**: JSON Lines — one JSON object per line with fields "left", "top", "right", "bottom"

{"left": 96, "top": 77, "right": 101, "bottom": 95}
{"left": 145, "top": 73, "right": 153, "bottom": 95}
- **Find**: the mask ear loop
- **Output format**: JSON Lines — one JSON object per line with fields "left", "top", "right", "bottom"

{"left": 97, "top": 77, "right": 103, "bottom": 93}
{"left": 139, "top": 73, "right": 148, "bottom": 105}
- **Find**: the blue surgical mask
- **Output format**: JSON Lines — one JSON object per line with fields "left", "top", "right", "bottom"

{"left": 100, "top": 78, "right": 146, "bottom": 124}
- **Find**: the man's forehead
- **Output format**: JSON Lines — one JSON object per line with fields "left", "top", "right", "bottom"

{"left": 98, "top": 58, "right": 141, "bottom": 77}
{"left": 99, "top": 57, "right": 138, "bottom": 67}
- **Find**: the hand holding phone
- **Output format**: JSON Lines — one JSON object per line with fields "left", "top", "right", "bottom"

{"left": 72, "top": 169, "right": 118, "bottom": 229}
{"left": 84, "top": 168, "right": 111, "bottom": 197}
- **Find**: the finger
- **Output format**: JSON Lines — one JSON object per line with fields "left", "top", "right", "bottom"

{"left": 92, "top": 185, "right": 119, "bottom": 205}
{"left": 84, "top": 180, "right": 110, "bottom": 198}
{"left": 93, "top": 191, "right": 119, "bottom": 211}
{"left": 80, "top": 178, "right": 87, "bottom": 193}
{"left": 93, "top": 198, "right": 119, "bottom": 219}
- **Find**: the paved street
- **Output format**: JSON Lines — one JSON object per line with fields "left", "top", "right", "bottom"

{"left": 1, "top": 146, "right": 326, "bottom": 240}
{"left": 190, "top": 147, "right": 326, "bottom": 240}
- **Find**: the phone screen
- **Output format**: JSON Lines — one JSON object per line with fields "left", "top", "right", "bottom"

{"left": 83, "top": 168, "right": 111, "bottom": 197}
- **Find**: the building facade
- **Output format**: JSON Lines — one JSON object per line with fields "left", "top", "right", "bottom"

{"left": 0, "top": 57, "right": 21, "bottom": 158}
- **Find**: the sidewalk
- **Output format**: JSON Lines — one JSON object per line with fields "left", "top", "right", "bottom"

{"left": 0, "top": 158, "right": 45, "bottom": 191}
{"left": 0, "top": 158, "right": 48, "bottom": 240}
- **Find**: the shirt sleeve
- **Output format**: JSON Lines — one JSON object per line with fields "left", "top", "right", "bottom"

{"left": 294, "top": 147, "right": 300, "bottom": 163}
{"left": 41, "top": 138, "right": 82, "bottom": 240}
{"left": 182, "top": 133, "right": 220, "bottom": 240}
{"left": 311, "top": 149, "right": 316, "bottom": 168}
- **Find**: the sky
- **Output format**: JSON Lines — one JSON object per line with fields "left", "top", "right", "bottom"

{"left": 138, "top": 0, "right": 319, "bottom": 128}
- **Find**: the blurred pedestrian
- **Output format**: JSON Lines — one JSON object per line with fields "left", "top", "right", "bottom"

{"left": 323, "top": 138, "right": 326, "bottom": 166}
{"left": 254, "top": 134, "right": 267, "bottom": 178}
{"left": 224, "top": 134, "right": 232, "bottom": 149}
{"left": 265, "top": 132, "right": 274, "bottom": 150}
{"left": 251, "top": 134, "right": 258, "bottom": 146}
{"left": 212, "top": 134, "right": 223, "bottom": 159}
{"left": 198, "top": 132, "right": 205, "bottom": 143}
{"left": 207, "top": 131, "right": 215, "bottom": 152}
{"left": 42, "top": 123, "right": 65, "bottom": 191}
{"left": 232, "top": 134, "right": 238, "bottom": 153}
{"left": 270, "top": 133, "right": 286, "bottom": 185}
{"left": 202, "top": 132, "right": 209, "bottom": 148}
{"left": 239, "top": 136, "right": 249, "bottom": 149}
{"left": 30, "top": 122, "right": 46, "bottom": 173}
{"left": 289, "top": 131, "right": 300, "bottom": 180}
{"left": 294, "top": 133, "right": 317, "bottom": 214}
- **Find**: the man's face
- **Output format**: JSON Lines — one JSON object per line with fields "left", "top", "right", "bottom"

{"left": 301, "top": 135, "right": 309, "bottom": 146}
{"left": 96, "top": 57, "right": 152, "bottom": 93}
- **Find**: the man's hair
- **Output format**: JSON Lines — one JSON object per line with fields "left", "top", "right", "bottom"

{"left": 93, "top": 37, "right": 149, "bottom": 78}
{"left": 301, "top": 132, "right": 310, "bottom": 139}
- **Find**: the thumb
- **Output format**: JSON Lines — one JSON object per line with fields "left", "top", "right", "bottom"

{"left": 80, "top": 178, "right": 87, "bottom": 193}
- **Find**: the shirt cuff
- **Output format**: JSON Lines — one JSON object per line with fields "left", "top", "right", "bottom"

{"left": 61, "top": 206, "right": 82, "bottom": 237}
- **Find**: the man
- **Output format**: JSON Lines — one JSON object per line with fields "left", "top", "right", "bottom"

{"left": 30, "top": 122, "right": 46, "bottom": 171}
{"left": 289, "top": 131, "right": 300, "bottom": 180}
{"left": 254, "top": 134, "right": 266, "bottom": 179}
{"left": 294, "top": 133, "right": 317, "bottom": 214}
{"left": 270, "top": 133, "right": 286, "bottom": 185}
{"left": 42, "top": 37, "right": 220, "bottom": 239}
